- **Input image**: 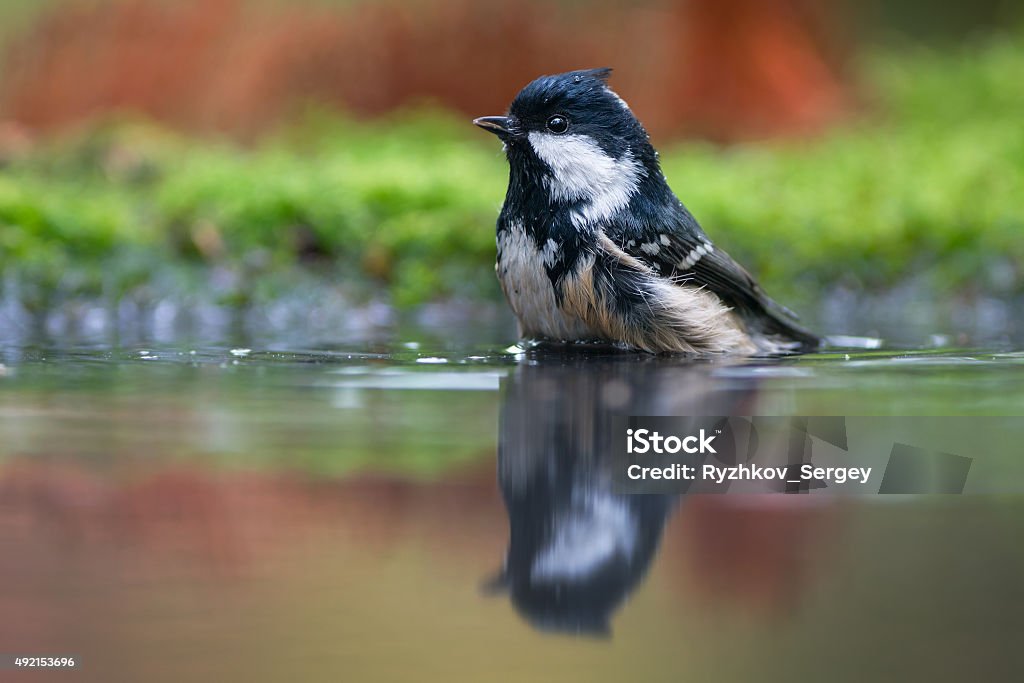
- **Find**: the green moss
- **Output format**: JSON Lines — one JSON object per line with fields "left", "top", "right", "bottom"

{"left": 1, "top": 34, "right": 1023, "bottom": 310}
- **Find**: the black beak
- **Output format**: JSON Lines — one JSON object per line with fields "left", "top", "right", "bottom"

{"left": 473, "top": 116, "right": 511, "bottom": 137}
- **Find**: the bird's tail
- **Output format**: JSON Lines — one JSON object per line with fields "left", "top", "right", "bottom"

{"left": 745, "top": 298, "right": 821, "bottom": 354}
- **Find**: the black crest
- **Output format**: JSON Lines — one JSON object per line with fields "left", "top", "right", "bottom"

{"left": 574, "top": 67, "right": 612, "bottom": 84}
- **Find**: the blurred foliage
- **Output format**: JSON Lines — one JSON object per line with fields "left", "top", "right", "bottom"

{"left": 1, "top": 33, "right": 1022, "bottom": 311}
{"left": 662, "top": 34, "right": 1024, "bottom": 301}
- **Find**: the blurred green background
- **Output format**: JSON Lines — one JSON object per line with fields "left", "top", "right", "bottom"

{"left": 0, "top": 0, "right": 1022, "bottom": 342}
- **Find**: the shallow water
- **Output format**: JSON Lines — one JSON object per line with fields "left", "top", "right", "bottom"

{"left": 1, "top": 329, "right": 1023, "bottom": 682}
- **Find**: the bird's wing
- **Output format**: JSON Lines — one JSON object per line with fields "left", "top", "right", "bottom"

{"left": 611, "top": 201, "right": 819, "bottom": 347}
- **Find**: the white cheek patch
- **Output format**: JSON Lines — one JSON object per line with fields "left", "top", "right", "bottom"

{"left": 531, "top": 495, "right": 637, "bottom": 582}
{"left": 527, "top": 131, "right": 645, "bottom": 227}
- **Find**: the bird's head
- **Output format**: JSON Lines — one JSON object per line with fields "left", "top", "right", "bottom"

{"left": 474, "top": 69, "right": 659, "bottom": 212}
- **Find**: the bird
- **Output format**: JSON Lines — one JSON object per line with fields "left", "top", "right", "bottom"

{"left": 473, "top": 68, "right": 820, "bottom": 355}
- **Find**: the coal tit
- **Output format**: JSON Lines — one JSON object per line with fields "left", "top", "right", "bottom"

{"left": 474, "top": 68, "right": 819, "bottom": 354}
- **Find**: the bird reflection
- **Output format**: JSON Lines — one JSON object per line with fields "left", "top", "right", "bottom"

{"left": 486, "top": 351, "right": 758, "bottom": 636}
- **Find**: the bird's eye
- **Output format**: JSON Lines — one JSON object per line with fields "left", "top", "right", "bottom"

{"left": 546, "top": 115, "right": 569, "bottom": 134}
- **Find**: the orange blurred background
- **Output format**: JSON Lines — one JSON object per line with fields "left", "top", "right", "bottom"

{"left": 0, "top": 0, "right": 863, "bottom": 141}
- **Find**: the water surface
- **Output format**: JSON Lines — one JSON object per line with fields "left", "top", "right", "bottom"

{"left": 1, "top": 332, "right": 1022, "bottom": 682}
